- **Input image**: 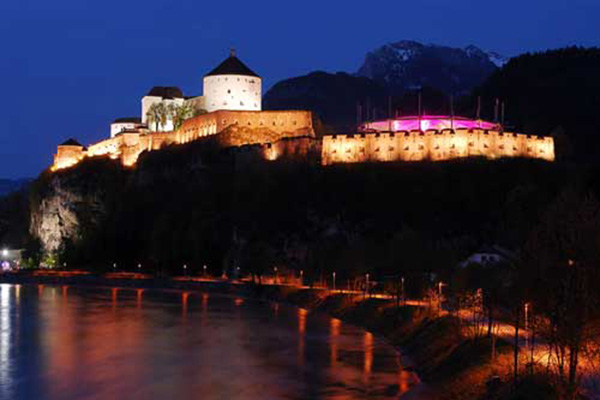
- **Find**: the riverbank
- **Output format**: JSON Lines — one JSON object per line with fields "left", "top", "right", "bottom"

{"left": 0, "top": 272, "right": 553, "bottom": 400}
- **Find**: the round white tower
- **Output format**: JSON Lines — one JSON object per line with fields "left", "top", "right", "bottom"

{"left": 203, "top": 49, "right": 262, "bottom": 113}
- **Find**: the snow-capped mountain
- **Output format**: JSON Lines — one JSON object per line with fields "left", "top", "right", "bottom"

{"left": 358, "top": 40, "right": 506, "bottom": 95}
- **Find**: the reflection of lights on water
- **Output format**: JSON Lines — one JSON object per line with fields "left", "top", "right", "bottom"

{"left": 111, "top": 288, "right": 118, "bottom": 312}
{"left": 201, "top": 293, "right": 208, "bottom": 313}
{"left": 298, "top": 309, "right": 307, "bottom": 335}
{"left": 298, "top": 308, "right": 307, "bottom": 366}
{"left": 182, "top": 292, "right": 189, "bottom": 319}
{"left": 330, "top": 318, "right": 341, "bottom": 367}
{"left": 234, "top": 298, "right": 244, "bottom": 307}
{"left": 364, "top": 331, "right": 373, "bottom": 376}
{"left": 1, "top": 262, "right": 9, "bottom": 272}
{"left": 136, "top": 289, "right": 143, "bottom": 309}
{"left": 0, "top": 285, "right": 11, "bottom": 398}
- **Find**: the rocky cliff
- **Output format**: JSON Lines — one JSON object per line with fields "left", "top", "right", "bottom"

{"left": 29, "top": 160, "right": 128, "bottom": 255}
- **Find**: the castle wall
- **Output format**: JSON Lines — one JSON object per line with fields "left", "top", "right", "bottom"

{"left": 52, "top": 110, "right": 315, "bottom": 171}
{"left": 322, "top": 129, "right": 555, "bottom": 165}
{"left": 52, "top": 113, "right": 554, "bottom": 172}
{"left": 203, "top": 74, "right": 262, "bottom": 113}
{"left": 53, "top": 145, "right": 85, "bottom": 171}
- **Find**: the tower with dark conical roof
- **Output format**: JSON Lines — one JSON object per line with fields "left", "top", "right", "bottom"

{"left": 203, "top": 49, "right": 262, "bottom": 112}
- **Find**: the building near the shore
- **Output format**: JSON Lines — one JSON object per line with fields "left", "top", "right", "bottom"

{"left": 51, "top": 51, "right": 554, "bottom": 172}
{"left": 0, "top": 248, "right": 22, "bottom": 270}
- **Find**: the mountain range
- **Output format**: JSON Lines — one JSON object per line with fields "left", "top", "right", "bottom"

{"left": 357, "top": 40, "right": 506, "bottom": 96}
{"left": 264, "top": 40, "right": 506, "bottom": 131}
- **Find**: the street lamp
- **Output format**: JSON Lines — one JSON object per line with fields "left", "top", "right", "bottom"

{"left": 113, "top": 263, "right": 117, "bottom": 271}
{"left": 203, "top": 264, "right": 207, "bottom": 277}
{"left": 1, "top": 249, "right": 7, "bottom": 258}
{"left": 365, "top": 273, "right": 370, "bottom": 297}
{"left": 274, "top": 267, "right": 278, "bottom": 284}
{"left": 332, "top": 271, "right": 336, "bottom": 292}
{"left": 138, "top": 263, "right": 141, "bottom": 270}
{"left": 183, "top": 264, "right": 187, "bottom": 276}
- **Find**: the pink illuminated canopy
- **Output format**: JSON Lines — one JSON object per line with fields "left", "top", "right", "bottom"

{"left": 361, "top": 115, "right": 500, "bottom": 133}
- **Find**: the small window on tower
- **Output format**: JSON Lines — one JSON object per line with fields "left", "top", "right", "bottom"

{"left": 228, "top": 89, "right": 231, "bottom": 94}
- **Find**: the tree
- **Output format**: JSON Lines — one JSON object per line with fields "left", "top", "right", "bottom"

{"left": 146, "top": 102, "right": 169, "bottom": 132}
{"left": 241, "top": 238, "right": 274, "bottom": 285}
{"left": 522, "top": 189, "right": 600, "bottom": 399}
{"left": 170, "top": 103, "right": 195, "bottom": 130}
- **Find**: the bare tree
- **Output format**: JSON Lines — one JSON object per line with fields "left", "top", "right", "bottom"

{"left": 522, "top": 189, "right": 600, "bottom": 399}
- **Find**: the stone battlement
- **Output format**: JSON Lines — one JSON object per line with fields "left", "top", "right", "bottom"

{"left": 52, "top": 110, "right": 314, "bottom": 171}
{"left": 51, "top": 114, "right": 554, "bottom": 172}
{"left": 321, "top": 128, "right": 554, "bottom": 165}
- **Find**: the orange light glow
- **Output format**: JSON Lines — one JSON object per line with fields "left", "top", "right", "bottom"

{"left": 298, "top": 308, "right": 307, "bottom": 366}
{"left": 364, "top": 331, "right": 373, "bottom": 376}
{"left": 136, "top": 289, "right": 144, "bottom": 309}
{"left": 330, "top": 318, "right": 341, "bottom": 367}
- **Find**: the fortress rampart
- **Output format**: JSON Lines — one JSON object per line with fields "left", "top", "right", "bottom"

{"left": 321, "top": 129, "right": 554, "bottom": 165}
{"left": 52, "top": 110, "right": 314, "bottom": 171}
{"left": 51, "top": 113, "right": 554, "bottom": 172}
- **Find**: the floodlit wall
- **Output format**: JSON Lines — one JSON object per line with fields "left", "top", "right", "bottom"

{"left": 322, "top": 129, "right": 555, "bottom": 165}
{"left": 51, "top": 110, "right": 314, "bottom": 171}
{"left": 52, "top": 145, "right": 85, "bottom": 171}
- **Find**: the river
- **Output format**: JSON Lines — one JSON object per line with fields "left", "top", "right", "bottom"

{"left": 0, "top": 284, "right": 421, "bottom": 399}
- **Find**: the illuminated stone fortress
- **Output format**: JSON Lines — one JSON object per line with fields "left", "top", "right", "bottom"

{"left": 52, "top": 51, "right": 554, "bottom": 171}
{"left": 322, "top": 115, "right": 555, "bottom": 165}
{"left": 52, "top": 50, "right": 314, "bottom": 170}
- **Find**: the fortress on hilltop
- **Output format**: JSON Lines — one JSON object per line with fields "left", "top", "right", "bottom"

{"left": 51, "top": 50, "right": 554, "bottom": 171}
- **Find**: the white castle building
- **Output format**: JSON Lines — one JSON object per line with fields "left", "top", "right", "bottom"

{"left": 108, "top": 49, "right": 263, "bottom": 135}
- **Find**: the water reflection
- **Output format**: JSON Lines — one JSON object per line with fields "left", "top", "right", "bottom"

{"left": 297, "top": 308, "right": 307, "bottom": 366}
{"left": 0, "top": 285, "right": 421, "bottom": 400}
{"left": 136, "top": 289, "right": 143, "bottom": 309}
{"left": 0, "top": 285, "right": 12, "bottom": 399}
{"left": 330, "top": 317, "right": 341, "bottom": 367}
{"left": 181, "top": 292, "right": 189, "bottom": 321}
{"left": 364, "top": 331, "right": 374, "bottom": 377}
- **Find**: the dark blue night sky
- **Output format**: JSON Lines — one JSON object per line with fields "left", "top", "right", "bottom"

{"left": 1, "top": 0, "right": 599, "bottom": 178}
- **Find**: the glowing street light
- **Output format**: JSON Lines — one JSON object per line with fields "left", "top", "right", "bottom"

{"left": 365, "top": 273, "right": 370, "bottom": 297}
{"left": 332, "top": 271, "right": 336, "bottom": 291}
{"left": 274, "top": 266, "right": 278, "bottom": 284}
{"left": 138, "top": 263, "right": 141, "bottom": 270}
{"left": 1, "top": 249, "right": 7, "bottom": 258}
{"left": 203, "top": 264, "right": 207, "bottom": 277}
{"left": 113, "top": 263, "right": 117, "bottom": 271}
{"left": 183, "top": 264, "right": 187, "bottom": 276}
